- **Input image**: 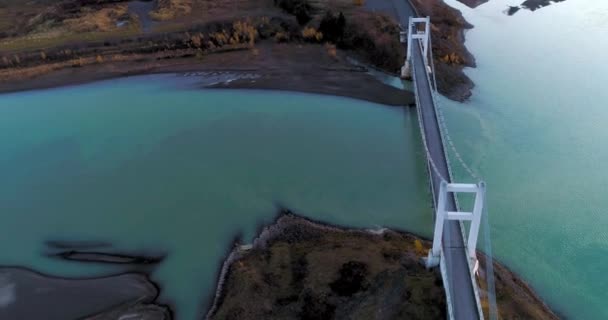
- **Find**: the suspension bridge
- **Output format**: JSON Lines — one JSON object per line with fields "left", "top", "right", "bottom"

{"left": 389, "top": 1, "right": 497, "bottom": 319}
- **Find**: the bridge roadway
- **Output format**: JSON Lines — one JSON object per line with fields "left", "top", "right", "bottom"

{"left": 390, "top": 1, "right": 481, "bottom": 319}
{"left": 411, "top": 38, "right": 480, "bottom": 320}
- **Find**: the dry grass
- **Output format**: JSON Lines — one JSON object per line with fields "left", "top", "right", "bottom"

{"left": 0, "top": 1, "right": 141, "bottom": 52}
{"left": 302, "top": 26, "right": 323, "bottom": 42}
{"left": 274, "top": 31, "right": 289, "bottom": 42}
{"left": 64, "top": 5, "right": 129, "bottom": 33}
{"left": 149, "top": 0, "right": 193, "bottom": 21}
{"left": 210, "top": 215, "right": 446, "bottom": 319}
{"left": 0, "top": 25, "right": 140, "bottom": 52}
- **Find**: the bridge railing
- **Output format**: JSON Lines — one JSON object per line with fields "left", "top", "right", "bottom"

{"left": 411, "top": 26, "right": 499, "bottom": 319}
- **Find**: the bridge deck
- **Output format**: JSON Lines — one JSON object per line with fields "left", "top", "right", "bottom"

{"left": 411, "top": 39, "right": 479, "bottom": 320}
{"left": 368, "top": 1, "right": 481, "bottom": 317}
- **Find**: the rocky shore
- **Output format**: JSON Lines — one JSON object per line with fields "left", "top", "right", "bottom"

{"left": 0, "top": 212, "right": 560, "bottom": 319}
{"left": 208, "top": 212, "right": 560, "bottom": 320}
{"left": 207, "top": 213, "right": 446, "bottom": 319}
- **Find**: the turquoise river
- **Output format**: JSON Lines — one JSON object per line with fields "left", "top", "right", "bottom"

{"left": 440, "top": 0, "right": 608, "bottom": 318}
{"left": 0, "top": 78, "right": 432, "bottom": 319}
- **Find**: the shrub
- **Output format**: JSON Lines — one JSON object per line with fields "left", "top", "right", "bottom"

{"left": 274, "top": 31, "right": 289, "bottom": 43}
{"left": 190, "top": 33, "right": 202, "bottom": 48}
{"left": 342, "top": 12, "right": 404, "bottom": 72}
{"left": 301, "top": 26, "right": 322, "bottom": 42}
{"left": 414, "top": 239, "right": 425, "bottom": 256}
{"left": 149, "top": 0, "right": 193, "bottom": 21}
{"left": 210, "top": 30, "right": 229, "bottom": 46}
{"left": 319, "top": 11, "right": 346, "bottom": 43}
{"left": 233, "top": 20, "right": 258, "bottom": 46}
{"left": 274, "top": 0, "right": 312, "bottom": 25}
{"left": 71, "top": 57, "right": 84, "bottom": 68}
{"left": 325, "top": 43, "right": 337, "bottom": 59}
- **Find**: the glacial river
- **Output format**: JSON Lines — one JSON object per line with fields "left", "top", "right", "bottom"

{"left": 0, "top": 77, "right": 432, "bottom": 319}
{"left": 440, "top": 0, "right": 608, "bottom": 318}
{"left": 1, "top": 1, "right": 607, "bottom": 318}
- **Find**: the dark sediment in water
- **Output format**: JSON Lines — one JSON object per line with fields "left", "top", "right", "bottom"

{"left": 47, "top": 250, "right": 167, "bottom": 265}
{"left": 45, "top": 240, "right": 112, "bottom": 250}
{"left": 0, "top": 267, "right": 171, "bottom": 319}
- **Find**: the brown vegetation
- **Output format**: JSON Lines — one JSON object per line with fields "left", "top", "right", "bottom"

{"left": 411, "top": 0, "right": 476, "bottom": 101}
{"left": 209, "top": 214, "right": 559, "bottom": 319}
{"left": 301, "top": 26, "right": 323, "bottom": 42}
{"left": 149, "top": 0, "right": 193, "bottom": 21}
{"left": 0, "top": 0, "right": 469, "bottom": 102}
{"left": 208, "top": 214, "right": 447, "bottom": 319}
{"left": 63, "top": 4, "right": 130, "bottom": 32}
{"left": 274, "top": 1, "right": 405, "bottom": 73}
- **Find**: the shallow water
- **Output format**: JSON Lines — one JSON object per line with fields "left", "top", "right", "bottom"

{"left": 0, "top": 77, "right": 432, "bottom": 319}
{"left": 439, "top": 0, "right": 608, "bottom": 318}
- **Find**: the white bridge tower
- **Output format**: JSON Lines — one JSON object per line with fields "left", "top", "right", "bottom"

{"left": 425, "top": 181, "right": 486, "bottom": 269}
{"left": 400, "top": 16, "right": 431, "bottom": 79}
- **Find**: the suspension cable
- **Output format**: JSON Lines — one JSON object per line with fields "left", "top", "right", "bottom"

{"left": 427, "top": 30, "right": 482, "bottom": 182}
{"left": 482, "top": 200, "right": 498, "bottom": 320}
{"left": 425, "top": 26, "right": 498, "bottom": 319}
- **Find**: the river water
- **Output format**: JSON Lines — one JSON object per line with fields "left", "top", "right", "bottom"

{"left": 439, "top": 0, "right": 608, "bottom": 318}
{"left": 1, "top": 1, "right": 607, "bottom": 318}
{"left": 0, "top": 77, "right": 432, "bottom": 319}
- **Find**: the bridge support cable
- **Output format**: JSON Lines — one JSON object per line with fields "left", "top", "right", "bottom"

{"left": 482, "top": 197, "right": 498, "bottom": 320}
{"left": 405, "top": 15, "right": 498, "bottom": 320}
{"left": 427, "top": 27, "right": 481, "bottom": 183}
{"left": 429, "top": 26, "right": 498, "bottom": 319}
{"left": 421, "top": 18, "right": 498, "bottom": 319}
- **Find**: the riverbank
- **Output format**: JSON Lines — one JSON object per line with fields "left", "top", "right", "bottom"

{"left": 207, "top": 212, "right": 447, "bottom": 319}
{"left": 0, "top": 0, "right": 476, "bottom": 102}
{"left": 410, "top": 0, "right": 477, "bottom": 101}
{"left": 208, "top": 212, "right": 560, "bottom": 319}
{"left": 0, "top": 42, "right": 413, "bottom": 107}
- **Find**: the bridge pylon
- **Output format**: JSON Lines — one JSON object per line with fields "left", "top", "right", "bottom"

{"left": 425, "top": 181, "right": 486, "bottom": 269}
{"left": 400, "top": 16, "right": 431, "bottom": 79}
